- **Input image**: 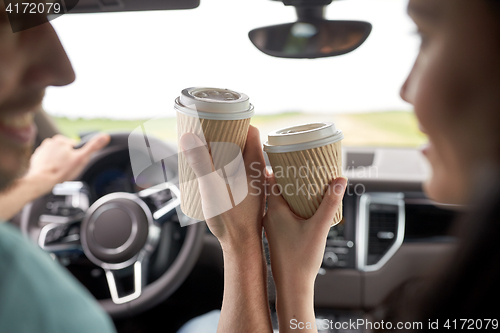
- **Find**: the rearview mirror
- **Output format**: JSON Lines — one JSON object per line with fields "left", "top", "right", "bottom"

{"left": 248, "top": 20, "right": 372, "bottom": 59}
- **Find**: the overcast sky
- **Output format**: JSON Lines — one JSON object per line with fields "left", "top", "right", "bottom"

{"left": 43, "top": 0, "right": 419, "bottom": 119}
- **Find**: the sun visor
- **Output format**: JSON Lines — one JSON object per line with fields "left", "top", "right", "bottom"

{"left": 66, "top": 0, "right": 199, "bottom": 14}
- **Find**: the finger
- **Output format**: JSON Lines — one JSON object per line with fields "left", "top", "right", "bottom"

{"left": 52, "top": 134, "right": 67, "bottom": 141}
{"left": 311, "top": 176, "right": 348, "bottom": 227}
{"left": 243, "top": 125, "right": 263, "bottom": 161}
{"left": 180, "top": 132, "right": 214, "bottom": 178}
{"left": 243, "top": 125, "right": 266, "bottom": 178}
{"left": 68, "top": 138, "right": 78, "bottom": 146}
{"left": 78, "top": 133, "right": 110, "bottom": 156}
{"left": 263, "top": 171, "right": 299, "bottom": 231}
{"left": 241, "top": 126, "right": 265, "bottom": 182}
{"left": 49, "top": 134, "right": 76, "bottom": 147}
{"left": 265, "top": 171, "right": 288, "bottom": 208}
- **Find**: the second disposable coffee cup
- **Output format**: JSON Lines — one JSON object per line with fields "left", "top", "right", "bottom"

{"left": 264, "top": 122, "right": 344, "bottom": 226}
{"left": 176, "top": 87, "right": 254, "bottom": 220}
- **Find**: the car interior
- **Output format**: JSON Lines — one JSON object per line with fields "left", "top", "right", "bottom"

{"left": 8, "top": 0, "right": 464, "bottom": 332}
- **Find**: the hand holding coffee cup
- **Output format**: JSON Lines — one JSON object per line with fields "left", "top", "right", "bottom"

{"left": 264, "top": 122, "right": 345, "bottom": 226}
{"left": 176, "top": 87, "right": 254, "bottom": 220}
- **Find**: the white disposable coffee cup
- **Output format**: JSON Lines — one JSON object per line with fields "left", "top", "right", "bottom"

{"left": 175, "top": 87, "right": 254, "bottom": 120}
{"left": 264, "top": 122, "right": 345, "bottom": 226}
{"left": 176, "top": 87, "right": 254, "bottom": 220}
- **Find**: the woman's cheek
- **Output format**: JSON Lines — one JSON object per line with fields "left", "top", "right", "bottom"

{"left": 409, "top": 45, "right": 465, "bottom": 203}
{"left": 411, "top": 45, "right": 448, "bottom": 133}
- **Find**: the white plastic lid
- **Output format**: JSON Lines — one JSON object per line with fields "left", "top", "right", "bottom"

{"left": 263, "top": 122, "right": 344, "bottom": 153}
{"left": 175, "top": 87, "right": 254, "bottom": 120}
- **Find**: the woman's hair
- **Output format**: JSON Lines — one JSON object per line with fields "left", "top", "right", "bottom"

{"left": 376, "top": 168, "right": 500, "bottom": 331}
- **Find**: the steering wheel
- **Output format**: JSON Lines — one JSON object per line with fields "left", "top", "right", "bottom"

{"left": 21, "top": 133, "right": 205, "bottom": 318}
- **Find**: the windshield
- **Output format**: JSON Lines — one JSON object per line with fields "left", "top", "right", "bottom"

{"left": 44, "top": 0, "right": 425, "bottom": 147}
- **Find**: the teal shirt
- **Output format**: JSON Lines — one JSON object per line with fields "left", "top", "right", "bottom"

{"left": 0, "top": 222, "right": 116, "bottom": 333}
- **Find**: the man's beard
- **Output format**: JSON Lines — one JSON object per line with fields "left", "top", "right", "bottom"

{"left": 0, "top": 146, "right": 31, "bottom": 193}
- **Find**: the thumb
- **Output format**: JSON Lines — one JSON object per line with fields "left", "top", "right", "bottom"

{"left": 180, "top": 132, "right": 214, "bottom": 178}
{"left": 265, "top": 169, "right": 288, "bottom": 208}
{"left": 311, "top": 176, "right": 348, "bottom": 226}
{"left": 79, "top": 133, "right": 110, "bottom": 156}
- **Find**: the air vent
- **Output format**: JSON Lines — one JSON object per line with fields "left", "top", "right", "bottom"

{"left": 357, "top": 193, "right": 405, "bottom": 271}
{"left": 367, "top": 204, "right": 399, "bottom": 265}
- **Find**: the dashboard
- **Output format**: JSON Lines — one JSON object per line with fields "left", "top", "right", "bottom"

{"left": 320, "top": 191, "right": 458, "bottom": 272}
{"left": 81, "top": 143, "right": 461, "bottom": 310}
{"left": 16, "top": 129, "right": 462, "bottom": 331}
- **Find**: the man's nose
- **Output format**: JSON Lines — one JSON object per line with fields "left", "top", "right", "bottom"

{"left": 22, "top": 23, "right": 75, "bottom": 89}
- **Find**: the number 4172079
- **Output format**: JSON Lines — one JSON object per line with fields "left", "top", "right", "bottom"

{"left": 444, "top": 319, "right": 498, "bottom": 330}
{"left": 5, "top": 2, "right": 62, "bottom": 14}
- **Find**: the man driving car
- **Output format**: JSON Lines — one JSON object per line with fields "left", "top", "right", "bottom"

{"left": 0, "top": 2, "right": 116, "bottom": 332}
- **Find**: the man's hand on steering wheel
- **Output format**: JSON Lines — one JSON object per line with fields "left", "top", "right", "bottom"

{"left": 0, "top": 133, "right": 110, "bottom": 220}
{"left": 26, "top": 133, "right": 111, "bottom": 196}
